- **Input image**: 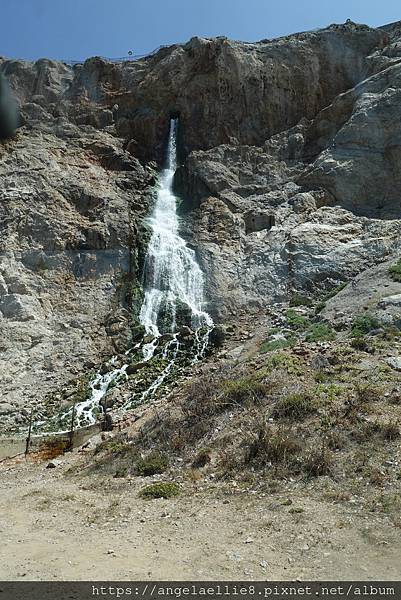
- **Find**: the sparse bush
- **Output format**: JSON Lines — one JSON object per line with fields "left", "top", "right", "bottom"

{"left": 368, "top": 467, "right": 387, "bottom": 487}
{"left": 324, "top": 282, "right": 347, "bottom": 300}
{"left": 304, "top": 446, "right": 333, "bottom": 477}
{"left": 260, "top": 337, "right": 295, "bottom": 353}
{"left": 265, "top": 352, "right": 302, "bottom": 375}
{"left": 326, "top": 429, "right": 347, "bottom": 450}
{"left": 350, "top": 336, "right": 372, "bottom": 352}
{"left": 220, "top": 377, "right": 267, "bottom": 405}
{"left": 274, "top": 392, "right": 316, "bottom": 420}
{"left": 286, "top": 309, "right": 310, "bottom": 331}
{"left": 305, "top": 323, "right": 336, "bottom": 342}
{"left": 139, "top": 482, "right": 180, "bottom": 499}
{"left": 389, "top": 258, "right": 401, "bottom": 282}
{"left": 94, "top": 439, "right": 129, "bottom": 455}
{"left": 354, "top": 383, "right": 383, "bottom": 404}
{"left": 136, "top": 452, "right": 169, "bottom": 476}
{"left": 290, "top": 294, "right": 313, "bottom": 307}
{"left": 246, "top": 424, "right": 302, "bottom": 468}
{"left": 192, "top": 448, "right": 212, "bottom": 468}
{"left": 351, "top": 314, "right": 381, "bottom": 338}
{"left": 380, "top": 421, "right": 400, "bottom": 441}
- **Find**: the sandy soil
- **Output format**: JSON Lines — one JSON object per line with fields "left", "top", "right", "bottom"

{"left": 0, "top": 449, "right": 400, "bottom": 581}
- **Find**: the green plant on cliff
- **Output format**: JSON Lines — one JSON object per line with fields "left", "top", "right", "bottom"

{"left": 351, "top": 314, "right": 381, "bottom": 338}
{"left": 286, "top": 309, "right": 310, "bottom": 331}
{"left": 305, "top": 323, "right": 336, "bottom": 342}
{"left": 260, "top": 336, "right": 296, "bottom": 353}
{"left": 389, "top": 258, "right": 401, "bottom": 282}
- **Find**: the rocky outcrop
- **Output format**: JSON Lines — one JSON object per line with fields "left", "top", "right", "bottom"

{"left": 0, "top": 96, "right": 155, "bottom": 431}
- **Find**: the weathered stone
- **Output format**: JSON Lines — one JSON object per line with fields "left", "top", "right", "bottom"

{"left": 379, "top": 294, "right": 401, "bottom": 308}
{"left": 0, "top": 294, "right": 42, "bottom": 321}
{"left": 386, "top": 357, "right": 401, "bottom": 371}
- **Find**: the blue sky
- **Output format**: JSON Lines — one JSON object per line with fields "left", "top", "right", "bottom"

{"left": 1, "top": 0, "right": 400, "bottom": 61}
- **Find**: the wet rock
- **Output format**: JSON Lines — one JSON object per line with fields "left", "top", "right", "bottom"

{"left": 131, "top": 324, "right": 146, "bottom": 342}
{"left": 126, "top": 361, "right": 147, "bottom": 375}
{"left": 209, "top": 325, "right": 226, "bottom": 348}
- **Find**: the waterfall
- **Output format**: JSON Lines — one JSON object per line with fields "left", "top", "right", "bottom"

{"left": 139, "top": 118, "right": 213, "bottom": 339}
{"left": 35, "top": 118, "right": 213, "bottom": 434}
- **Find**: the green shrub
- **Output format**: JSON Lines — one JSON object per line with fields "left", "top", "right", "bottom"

{"left": 139, "top": 482, "right": 180, "bottom": 499}
{"left": 286, "top": 309, "right": 310, "bottom": 331}
{"left": 354, "top": 383, "right": 383, "bottom": 404}
{"left": 350, "top": 336, "right": 372, "bottom": 352}
{"left": 290, "top": 294, "right": 313, "bottom": 307}
{"left": 260, "top": 337, "right": 295, "bottom": 353}
{"left": 389, "top": 259, "right": 401, "bottom": 282}
{"left": 305, "top": 323, "right": 336, "bottom": 342}
{"left": 136, "top": 452, "right": 169, "bottom": 476}
{"left": 220, "top": 378, "right": 267, "bottom": 404}
{"left": 94, "top": 439, "right": 129, "bottom": 455}
{"left": 266, "top": 353, "right": 302, "bottom": 375}
{"left": 351, "top": 314, "right": 381, "bottom": 338}
{"left": 315, "top": 283, "right": 347, "bottom": 314}
{"left": 324, "top": 282, "right": 347, "bottom": 300}
{"left": 274, "top": 392, "right": 316, "bottom": 420}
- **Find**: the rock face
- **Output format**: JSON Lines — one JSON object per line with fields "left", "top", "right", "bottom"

{"left": 0, "top": 67, "right": 155, "bottom": 430}
{"left": 1, "top": 19, "right": 401, "bottom": 428}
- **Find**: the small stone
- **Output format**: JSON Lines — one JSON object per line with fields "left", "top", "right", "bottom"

{"left": 46, "top": 459, "right": 62, "bottom": 469}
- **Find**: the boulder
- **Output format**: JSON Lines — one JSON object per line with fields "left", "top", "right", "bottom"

{"left": 0, "top": 294, "right": 42, "bottom": 321}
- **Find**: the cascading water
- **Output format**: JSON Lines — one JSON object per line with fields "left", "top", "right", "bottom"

{"left": 139, "top": 118, "right": 213, "bottom": 340}
{"left": 34, "top": 118, "right": 213, "bottom": 434}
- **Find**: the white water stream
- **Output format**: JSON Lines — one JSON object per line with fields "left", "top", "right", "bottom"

{"left": 35, "top": 118, "right": 213, "bottom": 434}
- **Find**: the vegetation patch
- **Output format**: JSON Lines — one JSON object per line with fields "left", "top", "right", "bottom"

{"left": 220, "top": 377, "right": 268, "bottom": 405}
{"left": 265, "top": 352, "right": 302, "bottom": 375}
{"left": 290, "top": 294, "right": 313, "bottom": 307}
{"left": 305, "top": 323, "right": 336, "bottom": 342}
{"left": 389, "top": 258, "right": 401, "bottom": 282}
{"left": 286, "top": 309, "right": 310, "bottom": 331}
{"left": 274, "top": 392, "right": 316, "bottom": 420}
{"left": 136, "top": 452, "right": 169, "bottom": 476}
{"left": 351, "top": 314, "right": 381, "bottom": 338}
{"left": 246, "top": 424, "right": 302, "bottom": 468}
{"left": 304, "top": 446, "right": 333, "bottom": 477}
{"left": 260, "top": 337, "right": 295, "bottom": 353}
{"left": 192, "top": 448, "right": 212, "bottom": 468}
{"left": 139, "top": 482, "right": 180, "bottom": 499}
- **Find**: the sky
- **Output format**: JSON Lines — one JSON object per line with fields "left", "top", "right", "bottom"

{"left": 1, "top": 0, "right": 400, "bottom": 61}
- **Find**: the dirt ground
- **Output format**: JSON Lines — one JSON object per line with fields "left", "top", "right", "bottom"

{"left": 0, "top": 448, "right": 400, "bottom": 581}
